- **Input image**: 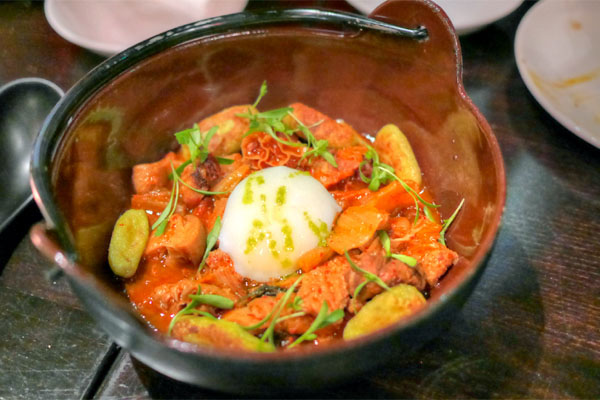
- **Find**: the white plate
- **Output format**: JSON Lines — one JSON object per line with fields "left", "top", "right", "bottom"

{"left": 45, "top": 0, "right": 249, "bottom": 57}
{"left": 346, "top": 0, "right": 524, "bottom": 35}
{"left": 515, "top": 0, "right": 600, "bottom": 148}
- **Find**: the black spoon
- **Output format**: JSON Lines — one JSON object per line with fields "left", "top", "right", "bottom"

{"left": 0, "top": 78, "right": 63, "bottom": 232}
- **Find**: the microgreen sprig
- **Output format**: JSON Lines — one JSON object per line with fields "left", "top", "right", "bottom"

{"left": 344, "top": 251, "right": 391, "bottom": 300}
{"left": 290, "top": 296, "right": 303, "bottom": 311}
{"left": 175, "top": 125, "right": 218, "bottom": 167}
{"left": 424, "top": 203, "right": 436, "bottom": 223}
{"left": 274, "top": 311, "right": 307, "bottom": 325}
{"left": 169, "top": 159, "right": 191, "bottom": 180}
{"left": 216, "top": 157, "right": 234, "bottom": 165}
{"left": 439, "top": 198, "right": 465, "bottom": 246}
{"left": 238, "top": 102, "right": 302, "bottom": 146}
{"left": 152, "top": 163, "right": 180, "bottom": 236}
{"left": 287, "top": 112, "right": 337, "bottom": 168}
{"left": 287, "top": 301, "right": 344, "bottom": 349}
{"left": 377, "top": 165, "right": 438, "bottom": 209}
{"left": 252, "top": 80, "right": 268, "bottom": 108}
{"left": 167, "top": 285, "right": 233, "bottom": 335}
{"left": 260, "top": 277, "right": 303, "bottom": 345}
{"left": 170, "top": 163, "right": 229, "bottom": 196}
{"left": 359, "top": 146, "right": 439, "bottom": 224}
{"left": 198, "top": 216, "right": 221, "bottom": 272}
{"left": 241, "top": 277, "right": 303, "bottom": 340}
{"left": 358, "top": 146, "right": 395, "bottom": 191}
{"left": 390, "top": 253, "right": 418, "bottom": 267}
{"left": 238, "top": 82, "right": 337, "bottom": 167}
{"left": 378, "top": 231, "right": 417, "bottom": 268}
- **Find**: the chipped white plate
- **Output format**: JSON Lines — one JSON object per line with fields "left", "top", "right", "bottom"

{"left": 346, "top": 0, "right": 523, "bottom": 35}
{"left": 45, "top": 0, "right": 248, "bottom": 57}
{"left": 515, "top": 0, "right": 600, "bottom": 148}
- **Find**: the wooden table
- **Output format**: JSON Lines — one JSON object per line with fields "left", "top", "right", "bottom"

{"left": 1, "top": 1, "right": 598, "bottom": 398}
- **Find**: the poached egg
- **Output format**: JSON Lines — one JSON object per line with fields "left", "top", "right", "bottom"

{"left": 218, "top": 166, "right": 341, "bottom": 281}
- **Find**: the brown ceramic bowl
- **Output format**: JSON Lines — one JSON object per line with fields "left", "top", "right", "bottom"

{"left": 30, "top": 0, "right": 505, "bottom": 393}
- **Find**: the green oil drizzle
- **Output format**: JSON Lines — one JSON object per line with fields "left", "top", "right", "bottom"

{"left": 242, "top": 176, "right": 255, "bottom": 204}
{"left": 281, "top": 219, "right": 294, "bottom": 252}
{"left": 288, "top": 170, "right": 310, "bottom": 178}
{"left": 260, "top": 194, "right": 267, "bottom": 214}
{"left": 245, "top": 236, "right": 258, "bottom": 253}
{"left": 304, "top": 211, "right": 329, "bottom": 247}
{"left": 268, "top": 239, "right": 280, "bottom": 259}
{"left": 241, "top": 174, "right": 297, "bottom": 271}
{"left": 276, "top": 186, "right": 287, "bottom": 206}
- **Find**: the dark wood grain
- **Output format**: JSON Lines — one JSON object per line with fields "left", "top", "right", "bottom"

{"left": 0, "top": 231, "right": 116, "bottom": 399}
{"left": 0, "top": 0, "right": 599, "bottom": 399}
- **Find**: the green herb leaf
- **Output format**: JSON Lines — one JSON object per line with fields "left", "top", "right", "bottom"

{"left": 344, "top": 251, "right": 391, "bottom": 297}
{"left": 288, "top": 112, "right": 337, "bottom": 168}
{"left": 375, "top": 165, "right": 438, "bottom": 209}
{"left": 167, "top": 159, "right": 191, "bottom": 180}
{"left": 188, "top": 294, "right": 234, "bottom": 309}
{"left": 424, "top": 202, "right": 436, "bottom": 223}
{"left": 290, "top": 296, "right": 303, "bottom": 311}
{"left": 358, "top": 147, "right": 394, "bottom": 191}
{"left": 175, "top": 125, "right": 202, "bottom": 164}
{"left": 359, "top": 146, "right": 440, "bottom": 225}
{"left": 353, "top": 280, "right": 369, "bottom": 301}
{"left": 287, "top": 301, "right": 344, "bottom": 348}
{"left": 174, "top": 124, "right": 218, "bottom": 166}
{"left": 439, "top": 198, "right": 465, "bottom": 246}
{"left": 241, "top": 278, "right": 303, "bottom": 332}
{"left": 216, "top": 156, "right": 235, "bottom": 165}
{"left": 390, "top": 253, "right": 417, "bottom": 267}
{"left": 252, "top": 81, "right": 268, "bottom": 108}
{"left": 258, "top": 107, "right": 295, "bottom": 120}
{"left": 410, "top": 191, "right": 420, "bottom": 225}
{"left": 265, "top": 129, "right": 305, "bottom": 148}
{"left": 378, "top": 230, "right": 392, "bottom": 257}
{"left": 202, "top": 126, "right": 218, "bottom": 149}
{"left": 240, "top": 82, "right": 338, "bottom": 168}
{"left": 167, "top": 286, "right": 221, "bottom": 335}
{"left": 198, "top": 216, "right": 221, "bottom": 272}
{"left": 378, "top": 230, "right": 417, "bottom": 267}
{"left": 274, "top": 311, "right": 306, "bottom": 324}
{"left": 260, "top": 277, "right": 303, "bottom": 345}
{"left": 323, "top": 308, "right": 345, "bottom": 325}
{"left": 152, "top": 163, "right": 180, "bottom": 236}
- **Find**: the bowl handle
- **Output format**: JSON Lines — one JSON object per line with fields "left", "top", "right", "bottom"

{"left": 369, "top": 0, "right": 462, "bottom": 87}
{"left": 30, "top": 222, "right": 149, "bottom": 337}
{"left": 30, "top": 222, "right": 81, "bottom": 281}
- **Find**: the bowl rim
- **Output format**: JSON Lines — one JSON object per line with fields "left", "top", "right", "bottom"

{"left": 30, "top": 4, "right": 506, "bottom": 367}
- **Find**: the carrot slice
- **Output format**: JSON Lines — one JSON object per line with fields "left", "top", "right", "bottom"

{"left": 364, "top": 181, "right": 415, "bottom": 213}
{"left": 327, "top": 205, "right": 389, "bottom": 254}
{"left": 330, "top": 188, "right": 372, "bottom": 210}
{"left": 297, "top": 246, "right": 335, "bottom": 273}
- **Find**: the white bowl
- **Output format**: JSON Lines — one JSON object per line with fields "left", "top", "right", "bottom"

{"left": 346, "top": 0, "right": 524, "bottom": 35}
{"left": 45, "top": 0, "right": 249, "bottom": 57}
{"left": 515, "top": 0, "right": 600, "bottom": 148}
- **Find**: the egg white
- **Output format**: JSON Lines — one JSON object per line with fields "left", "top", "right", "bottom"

{"left": 218, "top": 166, "right": 341, "bottom": 282}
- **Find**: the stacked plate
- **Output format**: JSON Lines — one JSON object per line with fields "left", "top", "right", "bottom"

{"left": 45, "top": 0, "right": 248, "bottom": 56}
{"left": 515, "top": 0, "right": 600, "bottom": 148}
